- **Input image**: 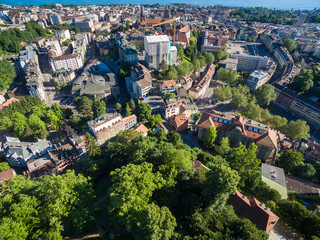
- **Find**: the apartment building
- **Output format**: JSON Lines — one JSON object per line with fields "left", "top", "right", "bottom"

{"left": 144, "top": 35, "right": 177, "bottom": 69}
{"left": 160, "top": 80, "right": 177, "bottom": 94}
{"left": 163, "top": 98, "right": 198, "bottom": 119}
{"left": 232, "top": 54, "right": 269, "bottom": 72}
{"left": 50, "top": 54, "right": 83, "bottom": 71}
{"left": 247, "top": 70, "right": 269, "bottom": 91}
{"left": 51, "top": 14, "right": 62, "bottom": 25}
{"left": 118, "top": 39, "right": 138, "bottom": 64}
{"left": 274, "top": 47, "right": 293, "bottom": 68}
{"left": 201, "top": 30, "right": 234, "bottom": 52}
{"left": 88, "top": 113, "right": 137, "bottom": 145}
{"left": 54, "top": 29, "right": 71, "bottom": 44}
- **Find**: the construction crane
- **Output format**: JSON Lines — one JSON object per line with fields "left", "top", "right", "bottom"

{"left": 152, "top": 18, "right": 178, "bottom": 45}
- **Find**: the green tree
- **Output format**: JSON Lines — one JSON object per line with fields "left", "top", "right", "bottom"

{"left": 11, "top": 112, "right": 28, "bottom": 138}
{"left": 203, "top": 51, "right": 215, "bottom": 64}
{"left": 126, "top": 103, "right": 132, "bottom": 116}
{"left": 177, "top": 45, "right": 184, "bottom": 58}
{"left": 45, "top": 109, "right": 61, "bottom": 130}
{"left": 161, "top": 148, "right": 193, "bottom": 170}
{"left": 241, "top": 101, "right": 262, "bottom": 120}
{"left": 255, "top": 84, "right": 276, "bottom": 106}
{"left": 93, "top": 98, "right": 106, "bottom": 118}
{"left": 0, "top": 162, "right": 10, "bottom": 172}
{"left": 213, "top": 85, "right": 232, "bottom": 101}
{"left": 85, "top": 132, "right": 101, "bottom": 158}
{"left": 215, "top": 50, "right": 229, "bottom": 61}
{"left": 231, "top": 92, "right": 248, "bottom": 108}
{"left": 214, "top": 137, "right": 230, "bottom": 155}
{"left": 28, "top": 114, "right": 49, "bottom": 139}
{"left": 0, "top": 60, "right": 17, "bottom": 90}
{"left": 285, "top": 120, "right": 310, "bottom": 140}
{"left": 283, "top": 38, "right": 297, "bottom": 52}
{"left": 149, "top": 114, "right": 163, "bottom": 128}
{"left": 135, "top": 103, "right": 152, "bottom": 122}
{"left": 216, "top": 68, "right": 238, "bottom": 83}
{"left": 162, "top": 92, "right": 176, "bottom": 101}
{"left": 159, "top": 60, "right": 169, "bottom": 73}
{"left": 115, "top": 102, "right": 122, "bottom": 112}
{"left": 292, "top": 163, "right": 316, "bottom": 181}
{"left": 77, "top": 96, "right": 93, "bottom": 115}
{"left": 165, "top": 67, "right": 178, "bottom": 80}
{"left": 129, "top": 99, "right": 136, "bottom": 110}
{"left": 276, "top": 149, "right": 305, "bottom": 173}
{"left": 204, "top": 126, "right": 217, "bottom": 149}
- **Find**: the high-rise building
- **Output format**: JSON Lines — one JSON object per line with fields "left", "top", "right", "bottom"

{"left": 247, "top": 70, "right": 269, "bottom": 91}
{"left": 51, "top": 14, "right": 62, "bottom": 25}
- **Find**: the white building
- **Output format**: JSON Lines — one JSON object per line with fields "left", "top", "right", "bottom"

{"left": 274, "top": 47, "right": 293, "bottom": 68}
{"left": 51, "top": 14, "right": 62, "bottom": 25}
{"left": 50, "top": 54, "right": 84, "bottom": 71}
{"left": 144, "top": 35, "right": 177, "bottom": 69}
{"left": 247, "top": 70, "right": 269, "bottom": 91}
{"left": 54, "top": 29, "right": 71, "bottom": 43}
{"left": 232, "top": 54, "right": 269, "bottom": 72}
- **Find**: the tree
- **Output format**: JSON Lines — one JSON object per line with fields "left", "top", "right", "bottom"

{"left": 177, "top": 45, "right": 184, "bottom": 58}
{"left": 231, "top": 93, "right": 248, "bottom": 109}
{"left": 125, "top": 103, "right": 132, "bottom": 116}
{"left": 162, "top": 92, "right": 176, "bottom": 101}
{"left": 226, "top": 143, "right": 261, "bottom": 188}
{"left": 28, "top": 114, "right": 49, "bottom": 139}
{"left": 202, "top": 164, "right": 240, "bottom": 209}
{"left": 204, "top": 126, "right": 217, "bottom": 149}
{"left": 115, "top": 102, "right": 122, "bottom": 112}
{"left": 292, "top": 163, "right": 316, "bottom": 181}
{"left": 11, "top": 112, "right": 28, "bottom": 138}
{"left": 213, "top": 85, "right": 232, "bottom": 101}
{"left": 165, "top": 67, "right": 178, "bottom": 80}
{"left": 0, "top": 60, "right": 17, "bottom": 90}
{"left": 283, "top": 38, "right": 297, "bottom": 52}
{"left": 216, "top": 68, "right": 238, "bottom": 83}
{"left": 46, "top": 109, "right": 61, "bottom": 130}
{"left": 215, "top": 50, "right": 229, "bottom": 61}
{"left": 159, "top": 60, "right": 168, "bottom": 73}
{"left": 203, "top": 51, "right": 215, "bottom": 64}
{"left": 285, "top": 120, "right": 310, "bottom": 140}
{"left": 0, "top": 162, "right": 10, "bottom": 172}
{"left": 149, "top": 114, "right": 163, "bottom": 128}
{"left": 85, "top": 132, "right": 101, "bottom": 158}
{"left": 129, "top": 99, "right": 136, "bottom": 111}
{"left": 92, "top": 98, "right": 106, "bottom": 118}
{"left": 255, "top": 84, "right": 276, "bottom": 106}
{"left": 161, "top": 148, "right": 193, "bottom": 170}
{"left": 77, "top": 96, "right": 93, "bottom": 115}
{"left": 214, "top": 137, "right": 230, "bottom": 155}
{"left": 276, "top": 149, "right": 304, "bottom": 173}
{"left": 167, "top": 131, "right": 182, "bottom": 145}
{"left": 135, "top": 103, "right": 152, "bottom": 122}
{"left": 130, "top": 203, "right": 177, "bottom": 240}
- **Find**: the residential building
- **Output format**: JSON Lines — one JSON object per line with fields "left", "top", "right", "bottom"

{"left": 155, "top": 123, "right": 169, "bottom": 133}
{"left": 52, "top": 69, "right": 76, "bottom": 85}
{"left": 50, "top": 54, "right": 84, "bottom": 71}
{"left": 0, "top": 97, "right": 19, "bottom": 110}
{"left": 230, "top": 54, "right": 269, "bottom": 72}
{"left": 125, "top": 63, "right": 152, "bottom": 99}
{"left": 118, "top": 39, "right": 138, "bottom": 64}
{"left": 261, "top": 164, "right": 288, "bottom": 199}
{"left": 228, "top": 191, "right": 279, "bottom": 234}
{"left": 160, "top": 80, "right": 177, "bottom": 94}
{"left": 170, "top": 114, "right": 188, "bottom": 132}
{"left": 260, "top": 33, "right": 281, "bottom": 52}
{"left": 201, "top": 30, "right": 232, "bottom": 52}
{"left": 25, "top": 60, "right": 46, "bottom": 101}
{"left": 144, "top": 35, "right": 177, "bottom": 69}
{"left": 54, "top": 29, "right": 71, "bottom": 44}
{"left": 296, "top": 139, "right": 320, "bottom": 163}
{"left": 188, "top": 64, "right": 215, "bottom": 99}
{"left": 177, "top": 25, "right": 191, "bottom": 47}
{"left": 274, "top": 47, "right": 293, "bottom": 68}
{"left": 51, "top": 14, "right": 62, "bottom": 25}
{"left": 0, "top": 168, "right": 16, "bottom": 182}
{"left": 163, "top": 97, "right": 198, "bottom": 119}
{"left": 71, "top": 71, "right": 119, "bottom": 100}
{"left": 3, "top": 137, "right": 52, "bottom": 167}
{"left": 247, "top": 70, "right": 269, "bottom": 91}
{"left": 74, "top": 18, "right": 95, "bottom": 32}
{"left": 134, "top": 124, "right": 148, "bottom": 137}
{"left": 19, "top": 45, "right": 36, "bottom": 73}
{"left": 88, "top": 113, "right": 137, "bottom": 145}
{"left": 197, "top": 113, "right": 279, "bottom": 161}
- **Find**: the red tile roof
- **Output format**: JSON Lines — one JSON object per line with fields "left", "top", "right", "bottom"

{"left": 134, "top": 124, "right": 148, "bottom": 136}
{"left": 0, "top": 168, "right": 16, "bottom": 180}
{"left": 0, "top": 97, "right": 19, "bottom": 110}
{"left": 161, "top": 80, "right": 177, "bottom": 90}
{"left": 228, "top": 191, "right": 279, "bottom": 234}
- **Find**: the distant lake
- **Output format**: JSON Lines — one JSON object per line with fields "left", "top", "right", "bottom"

{"left": 3, "top": 0, "right": 320, "bottom": 10}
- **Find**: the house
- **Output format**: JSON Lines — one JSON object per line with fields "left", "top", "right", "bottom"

{"left": 296, "top": 139, "right": 320, "bottom": 163}
{"left": 228, "top": 191, "right": 279, "bottom": 234}
{"left": 0, "top": 168, "right": 16, "bottom": 182}
{"left": 197, "top": 112, "right": 279, "bottom": 161}
{"left": 134, "top": 124, "right": 149, "bottom": 136}
{"left": 88, "top": 113, "right": 137, "bottom": 145}
{"left": 160, "top": 80, "right": 177, "bottom": 94}
{"left": 3, "top": 137, "right": 52, "bottom": 167}
{"left": 177, "top": 25, "right": 191, "bottom": 47}
{"left": 163, "top": 97, "right": 198, "bottom": 119}
{"left": 125, "top": 63, "right": 152, "bottom": 99}
{"left": 0, "top": 97, "right": 19, "bottom": 110}
{"left": 170, "top": 114, "right": 188, "bottom": 132}
{"left": 118, "top": 39, "right": 138, "bottom": 64}
{"left": 176, "top": 76, "right": 193, "bottom": 91}
{"left": 261, "top": 164, "right": 288, "bottom": 199}
{"left": 155, "top": 123, "right": 169, "bottom": 133}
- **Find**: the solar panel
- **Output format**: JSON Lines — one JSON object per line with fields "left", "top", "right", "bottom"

{"left": 218, "top": 118, "right": 223, "bottom": 123}
{"left": 253, "top": 128, "right": 258, "bottom": 132}
{"left": 213, "top": 117, "right": 218, "bottom": 121}
{"left": 258, "top": 129, "right": 264, "bottom": 134}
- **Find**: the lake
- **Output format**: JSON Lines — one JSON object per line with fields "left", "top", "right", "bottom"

{"left": 4, "top": 0, "right": 320, "bottom": 10}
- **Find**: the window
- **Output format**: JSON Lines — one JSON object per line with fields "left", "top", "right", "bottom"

{"left": 253, "top": 128, "right": 258, "bottom": 133}
{"left": 218, "top": 118, "right": 223, "bottom": 123}
{"left": 213, "top": 117, "right": 218, "bottom": 121}
{"left": 223, "top": 120, "right": 228, "bottom": 124}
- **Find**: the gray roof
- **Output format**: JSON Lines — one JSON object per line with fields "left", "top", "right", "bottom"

{"left": 261, "top": 164, "right": 287, "bottom": 188}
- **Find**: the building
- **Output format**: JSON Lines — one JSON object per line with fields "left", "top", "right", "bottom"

{"left": 144, "top": 35, "right": 177, "bottom": 69}
{"left": 197, "top": 113, "right": 279, "bottom": 161}
{"left": 228, "top": 191, "right": 279, "bottom": 234}
{"left": 74, "top": 18, "right": 95, "bottom": 32}
{"left": 125, "top": 63, "right": 152, "bottom": 99}
{"left": 260, "top": 33, "right": 281, "bottom": 52}
{"left": 50, "top": 54, "right": 84, "bottom": 71}
{"left": 160, "top": 80, "right": 177, "bottom": 94}
{"left": 88, "top": 113, "right": 137, "bottom": 145}
{"left": 247, "top": 70, "right": 269, "bottom": 91}
{"left": 54, "top": 29, "right": 71, "bottom": 44}
{"left": 261, "top": 164, "right": 288, "bottom": 199}
{"left": 230, "top": 54, "right": 269, "bottom": 72}
{"left": 274, "top": 47, "right": 293, "bottom": 68}
{"left": 296, "top": 13, "right": 308, "bottom": 26}
{"left": 51, "top": 14, "right": 62, "bottom": 25}
{"left": 201, "top": 30, "right": 230, "bottom": 52}
{"left": 118, "top": 39, "right": 138, "bottom": 64}
{"left": 3, "top": 137, "right": 52, "bottom": 167}
{"left": 177, "top": 25, "right": 191, "bottom": 47}
{"left": 25, "top": 60, "right": 46, "bottom": 101}
{"left": 296, "top": 139, "right": 320, "bottom": 163}
{"left": 52, "top": 69, "right": 76, "bottom": 85}
{"left": 71, "top": 71, "right": 119, "bottom": 100}
{"left": 19, "top": 45, "right": 36, "bottom": 73}
{"left": 163, "top": 97, "right": 198, "bottom": 119}
{"left": 0, "top": 168, "right": 16, "bottom": 182}
{"left": 170, "top": 114, "right": 188, "bottom": 132}
{"left": 134, "top": 124, "right": 148, "bottom": 137}
{"left": 188, "top": 64, "right": 215, "bottom": 99}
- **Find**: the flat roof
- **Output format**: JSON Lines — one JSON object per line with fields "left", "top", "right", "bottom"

{"left": 145, "top": 35, "right": 169, "bottom": 43}
{"left": 261, "top": 164, "right": 286, "bottom": 188}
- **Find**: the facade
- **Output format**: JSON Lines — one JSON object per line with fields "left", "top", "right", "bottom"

{"left": 19, "top": 45, "right": 36, "bottom": 73}
{"left": 160, "top": 80, "right": 177, "bottom": 94}
{"left": 3, "top": 137, "right": 52, "bottom": 167}
{"left": 54, "top": 29, "right": 71, "bottom": 43}
{"left": 260, "top": 33, "right": 281, "bottom": 52}
{"left": 52, "top": 69, "right": 76, "bottom": 85}
{"left": 118, "top": 39, "right": 138, "bottom": 64}
{"left": 261, "top": 164, "right": 288, "bottom": 199}
{"left": 25, "top": 60, "right": 46, "bottom": 101}
{"left": 51, "top": 14, "right": 62, "bottom": 25}
{"left": 74, "top": 18, "right": 95, "bottom": 32}
{"left": 296, "top": 140, "right": 320, "bottom": 163}
{"left": 188, "top": 64, "right": 215, "bottom": 99}
{"left": 247, "top": 70, "right": 269, "bottom": 91}
{"left": 163, "top": 98, "right": 198, "bottom": 119}
{"left": 231, "top": 54, "right": 269, "bottom": 72}
{"left": 197, "top": 113, "right": 279, "bottom": 161}
{"left": 228, "top": 191, "right": 279, "bottom": 234}
{"left": 274, "top": 47, "right": 293, "bottom": 68}
{"left": 50, "top": 54, "right": 83, "bottom": 71}
{"left": 144, "top": 35, "right": 177, "bottom": 69}
{"left": 177, "top": 25, "right": 191, "bottom": 47}
{"left": 201, "top": 30, "right": 232, "bottom": 52}
{"left": 170, "top": 114, "right": 188, "bottom": 132}
{"left": 88, "top": 113, "right": 137, "bottom": 145}
{"left": 125, "top": 63, "right": 152, "bottom": 99}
